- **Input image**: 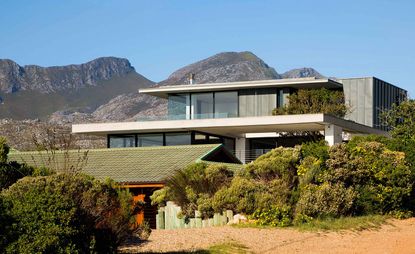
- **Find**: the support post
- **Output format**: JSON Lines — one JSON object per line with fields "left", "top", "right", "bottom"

{"left": 325, "top": 124, "right": 343, "bottom": 146}
{"left": 235, "top": 137, "right": 247, "bottom": 163}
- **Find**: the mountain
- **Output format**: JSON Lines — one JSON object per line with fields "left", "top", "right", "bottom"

{"left": 160, "top": 51, "right": 280, "bottom": 86}
{"left": 281, "top": 67, "right": 324, "bottom": 79}
{"left": 0, "top": 57, "right": 154, "bottom": 120}
{"left": 92, "top": 51, "right": 284, "bottom": 121}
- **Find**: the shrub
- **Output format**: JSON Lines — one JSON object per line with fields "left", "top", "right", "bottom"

{"left": 251, "top": 205, "right": 292, "bottom": 227}
{"left": 152, "top": 163, "right": 234, "bottom": 218}
{"left": 297, "top": 156, "right": 324, "bottom": 186}
{"left": 325, "top": 141, "right": 412, "bottom": 215}
{"left": 351, "top": 142, "right": 412, "bottom": 214}
{"left": 244, "top": 146, "right": 300, "bottom": 184}
{"left": 273, "top": 88, "right": 348, "bottom": 118}
{"left": 0, "top": 137, "right": 10, "bottom": 163}
{"left": 0, "top": 137, "right": 54, "bottom": 191}
{"left": 300, "top": 140, "right": 329, "bottom": 161}
{"left": 295, "top": 183, "right": 357, "bottom": 218}
{"left": 0, "top": 162, "right": 35, "bottom": 191}
{"left": 0, "top": 196, "right": 14, "bottom": 253}
{"left": 1, "top": 174, "right": 137, "bottom": 254}
{"left": 212, "top": 178, "right": 292, "bottom": 215}
{"left": 212, "top": 177, "right": 262, "bottom": 214}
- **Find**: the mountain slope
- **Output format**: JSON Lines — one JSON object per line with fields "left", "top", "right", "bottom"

{"left": 93, "top": 51, "right": 283, "bottom": 121}
{"left": 281, "top": 67, "right": 324, "bottom": 79}
{"left": 160, "top": 51, "right": 280, "bottom": 86}
{"left": 0, "top": 58, "right": 154, "bottom": 120}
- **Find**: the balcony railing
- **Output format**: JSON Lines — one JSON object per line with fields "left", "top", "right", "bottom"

{"left": 230, "top": 149, "right": 273, "bottom": 164}
{"left": 135, "top": 113, "right": 235, "bottom": 122}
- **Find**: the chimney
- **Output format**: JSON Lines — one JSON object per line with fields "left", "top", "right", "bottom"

{"left": 189, "top": 73, "right": 195, "bottom": 85}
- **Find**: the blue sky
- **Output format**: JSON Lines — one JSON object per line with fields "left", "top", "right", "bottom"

{"left": 1, "top": 0, "right": 414, "bottom": 96}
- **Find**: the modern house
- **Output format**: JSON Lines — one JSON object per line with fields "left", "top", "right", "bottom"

{"left": 10, "top": 76, "right": 407, "bottom": 227}
{"left": 72, "top": 76, "right": 407, "bottom": 163}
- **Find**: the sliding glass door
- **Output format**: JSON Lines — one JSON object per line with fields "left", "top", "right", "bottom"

{"left": 191, "top": 93, "right": 214, "bottom": 119}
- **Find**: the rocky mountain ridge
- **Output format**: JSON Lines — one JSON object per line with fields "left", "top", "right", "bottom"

{"left": 0, "top": 57, "right": 136, "bottom": 94}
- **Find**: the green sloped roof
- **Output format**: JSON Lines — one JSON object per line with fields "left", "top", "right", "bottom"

{"left": 8, "top": 144, "right": 242, "bottom": 184}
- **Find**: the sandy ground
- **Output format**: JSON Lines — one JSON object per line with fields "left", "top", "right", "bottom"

{"left": 121, "top": 218, "right": 415, "bottom": 253}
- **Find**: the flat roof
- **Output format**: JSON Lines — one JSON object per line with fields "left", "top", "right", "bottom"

{"left": 139, "top": 78, "right": 343, "bottom": 98}
{"left": 72, "top": 114, "right": 388, "bottom": 138}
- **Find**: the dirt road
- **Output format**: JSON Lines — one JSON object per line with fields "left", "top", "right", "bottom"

{"left": 122, "top": 218, "right": 415, "bottom": 253}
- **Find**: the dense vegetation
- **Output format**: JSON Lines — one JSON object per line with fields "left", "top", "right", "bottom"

{"left": 272, "top": 88, "right": 348, "bottom": 118}
{"left": 0, "top": 137, "right": 140, "bottom": 253}
{"left": 153, "top": 100, "right": 415, "bottom": 227}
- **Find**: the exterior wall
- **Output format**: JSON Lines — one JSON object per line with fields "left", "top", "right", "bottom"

{"left": 338, "top": 77, "right": 374, "bottom": 128}
{"left": 239, "top": 88, "right": 279, "bottom": 117}
{"left": 372, "top": 77, "right": 407, "bottom": 130}
{"left": 338, "top": 77, "right": 407, "bottom": 130}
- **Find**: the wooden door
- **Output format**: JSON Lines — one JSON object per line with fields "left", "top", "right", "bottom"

{"left": 133, "top": 194, "right": 145, "bottom": 224}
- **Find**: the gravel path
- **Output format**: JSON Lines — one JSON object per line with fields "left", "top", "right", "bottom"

{"left": 121, "top": 218, "right": 415, "bottom": 253}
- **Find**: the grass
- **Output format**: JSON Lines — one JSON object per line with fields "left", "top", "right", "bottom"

{"left": 294, "top": 215, "right": 389, "bottom": 232}
{"left": 131, "top": 242, "right": 250, "bottom": 254}
{"left": 232, "top": 215, "right": 389, "bottom": 232}
{"left": 206, "top": 242, "right": 250, "bottom": 254}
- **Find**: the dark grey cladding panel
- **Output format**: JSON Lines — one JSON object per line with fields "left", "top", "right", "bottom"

{"left": 338, "top": 77, "right": 373, "bottom": 128}
{"left": 338, "top": 77, "right": 407, "bottom": 130}
{"left": 372, "top": 77, "right": 407, "bottom": 131}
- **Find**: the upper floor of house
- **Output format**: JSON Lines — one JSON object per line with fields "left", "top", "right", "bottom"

{"left": 139, "top": 76, "right": 407, "bottom": 130}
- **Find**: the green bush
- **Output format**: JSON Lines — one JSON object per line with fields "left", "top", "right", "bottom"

{"left": 251, "top": 205, "right": 292, "bottom": 227}
{"left": 0, "top": 137, "right": 10, "bottom": 163}
{"left": 300, "top": 140, "right": 329, "bottom": 161}
{"left": 1, "top": 174, "right": 137, "bottom": 254}
{"left": 351, "top": 142, "right": 412, "bottom": 214}
{"left": 295, "top": 183, "right": 357, "bottom": 218}
{"left": 244, "top": 146, "right": 300, "bottom": 184}
{"left": 325, "top": 141, "right": 412, "bottom": 215}
{"left": 0, "top": 196, "right": 13, "bottom": 252}
{"left": 151, "top": 163, "right": 234, "bottom": 218}
{"left": 297, "top": 156, "right": 324, "bottom": 186}
{"left": 272, "top": 88, "right": 348, "bottom": 118}
{"left": 212, "top": 177, "right": 260, "bottom": 214}
{"left": 0, "top": 137, "right": 54, "bottom": 191}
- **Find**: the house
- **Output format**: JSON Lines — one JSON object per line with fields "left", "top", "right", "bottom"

{"left": 10, "top": 76, "right": 407, "bottom": 227}
{"left": 72, "top": 76, "right": 407, "bottom": 163}
{"left": 7, "top": 144, "right": 242, "bottom": 227}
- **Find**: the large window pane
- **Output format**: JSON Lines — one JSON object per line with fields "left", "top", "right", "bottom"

{"left": 191, "top": 93, "right": 213, "bottom": 119}
{"left": 109, "top": 135, "right": 135, "bottom": 148}
{"left": 168, "top": 93, "right": 189, "bottom": 120}
{"left": 137, "top": 134, "right": 163, "bottom": 147}
{"left": 215, "top": 91, "right": 238, "bottom": 118}
{"left": 165, "top": 133, "right": 191, "bottom": 146}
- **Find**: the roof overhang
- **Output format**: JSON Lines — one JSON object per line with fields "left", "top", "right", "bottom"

{"left": 72, "top": 114, "right": 388, "bottom": 138}
{"left": 139, "top": 78, "right": 343, "bottom": 98}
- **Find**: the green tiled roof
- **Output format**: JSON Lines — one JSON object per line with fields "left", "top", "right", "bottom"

{"left": 8, "top": 144, "right": 242, "bottom": 184}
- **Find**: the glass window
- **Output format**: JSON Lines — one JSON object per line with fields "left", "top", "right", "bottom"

{"left": 165, "top": 133, "right": 191, "bottom": 146}
{"left": 194, "top": 133, "right": 207, "bottom": 141}
{"left": 214, "top": 91, "right": 238, "bottom": 118}
{"left": 109, "top": 135, "right": 135, "bottom": 148}
{"left": 168, "top": 93, "right": 189, "bottom": 120}
{"left": 191, "top": 93, "right": 213, "bottom": 119}
{"left": 137, "top": 134, "right": 163, "bottom": 147}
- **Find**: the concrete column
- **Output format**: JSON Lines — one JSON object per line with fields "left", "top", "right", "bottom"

{"left": 235, "top": 137, "right": 247, "bottom": 163}
{"left": 324, "top": 124, "right": 343, "bottom": 146}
